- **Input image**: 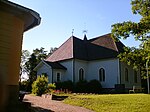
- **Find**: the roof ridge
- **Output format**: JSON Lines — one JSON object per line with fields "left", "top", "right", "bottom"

{"left": 46, "top": 35, "right": 83, "bottom": 62}
{"left": 89, "top": 33, "right": 111, "bottom": 42}
{"left": 46, "top": 33, "right": 125, "bottom": 62}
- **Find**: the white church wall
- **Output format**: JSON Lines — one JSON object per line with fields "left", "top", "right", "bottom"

{"left": 120, "top": 62, "right": 141, "bottom": 88}
{"left": 60, "top": 59, "right": 74, "bottom": 81}
{"left": 36, "top": 64, "right": 52, "bottom": 83}
{"left": 53, "top": 69, "right": 66, "bottom": 82}
{"left": 87, "top": 58, "right": 119, "bottom": 88}
{"left": 74, "top": 59, "right": 88, "bottom": 82}
{"left": 73, "top": 58, "right": 119, "bottom": 88}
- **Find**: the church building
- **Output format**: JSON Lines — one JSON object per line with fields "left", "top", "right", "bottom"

{"left": 34, "top": 33, "right": 141, "bottom": 89}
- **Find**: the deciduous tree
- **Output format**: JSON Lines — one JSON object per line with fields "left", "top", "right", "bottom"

{"left": 111, "top": 0, "right": 150, "bottom": 78}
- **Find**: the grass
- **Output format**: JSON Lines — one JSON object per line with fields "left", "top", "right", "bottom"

{"left": 63, "top": 94, "right": 150, "bottom": 112}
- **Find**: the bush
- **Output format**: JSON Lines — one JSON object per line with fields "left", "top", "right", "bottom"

{"left": 87, "top": 79, "right": 102, "bottom": 93}
{"left": 55, "top": 81, "right": 63, "bottom": 90}
{"left": 19, "top": 80, "right": 29, "bottom": 91}
{"left": 54, "top": 80, "right": 102, "bottom": 93}
{"left": 74, "top": 80, "right": 102, "bottom": 93}
{"left": 32, "top": 75, "right": 48, "bottom": 96}
{"left": 62, "top": 80, "right": 74, "bottom": 91}
{"left": 55, "top": 80, "right": 74, "bottom": 92}
{"left": 47, "top": 83, "right": 56, "bottom": 94}
{"left": 75, "top": 80, "right": 88, "bottom": 93}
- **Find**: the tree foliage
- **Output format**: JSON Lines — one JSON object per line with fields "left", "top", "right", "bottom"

{"left": 111, "top": 0, "right": 150, "bottom": 77}
{"left": 112, "top": 0, "right": 150, "bottom": 41}
{"left": 20, "top": 47, "right": 57, "bottom": 91}
{"left": 32, "top": 75, "right": 48, "bottom": 96}
{"left": 46, "top": 83, "right": 56, "bottom": 94}
{"left": 118, "top": 42, "right": 149, "bottom": 78}
{"left": 20, "top": 50, "right": 30, "bottom": 81}
{"left": 48, "top": 47, "right": 58, "bottom": 56}
{"left": 25, "top": 47, "right": 48, "bottom": 83}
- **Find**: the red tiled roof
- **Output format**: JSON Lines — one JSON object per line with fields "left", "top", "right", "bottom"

{"left": 46, "top": 33, "right": 125, "bottom": 62}
{"left": 46, "top": 37, "right": 74, "bottom": 62}
{"left": 89, "top": 33, "right": 118, "bottom": 51}
{"left": 89, "top": 33, "right": 125, "bottom": 53}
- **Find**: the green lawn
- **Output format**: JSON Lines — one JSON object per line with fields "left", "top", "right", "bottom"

{"left": 63, "top": 94, "right": 150, "bottom": 112}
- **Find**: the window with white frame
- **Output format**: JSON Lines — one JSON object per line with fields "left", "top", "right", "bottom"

{"left": 56, "top": 72, "right": 61, "bottom": 82}
{"left": 79, "top": 68, "right": 84, "bottom": 81}
{"left": 99, "top": 68, "right": 105, "bottom": 82}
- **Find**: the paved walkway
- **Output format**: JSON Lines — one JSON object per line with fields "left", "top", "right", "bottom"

{"left": 24, "top": 95, "right": 94, "bottom": 112}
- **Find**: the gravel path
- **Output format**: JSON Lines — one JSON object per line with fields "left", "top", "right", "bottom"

{"left": 24, "top": 95, "right": 94, "bottom": 112}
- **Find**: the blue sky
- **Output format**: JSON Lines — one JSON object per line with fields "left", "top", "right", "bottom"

{"left": 11, "top": 0, "right": 141, "bottom": 53}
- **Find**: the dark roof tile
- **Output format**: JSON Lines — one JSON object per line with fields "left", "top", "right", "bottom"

{"left": 44, "top": 61, "right": 67, "bottom": 70}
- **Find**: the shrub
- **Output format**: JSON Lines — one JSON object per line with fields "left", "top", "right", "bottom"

{"left": 32, "top": 75, "right": 48, "bottom": 96}
{"left": 87, "top": 79, "right": 102, "bottom": 93}
{"left": 55, "top": 80, "right": 74, "bottom": 92}
{"left": 62, "top": 80, "right": 74, "bottom": 91}
{"left": 75, "top": 80, "right": 88, "bottom": 93}
{"left": 55, "top": 81, "right": 63, "bottom": 90}
{"left": 47, "top": 83, "right": 56, "bottom": 94}
{"left": 19, "top": 80, "right": 29, "bottom": 91}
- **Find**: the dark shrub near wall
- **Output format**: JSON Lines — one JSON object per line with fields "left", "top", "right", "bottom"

{"left": 75, "top": 80, "right": 102, "bottom": 93}
{"left": 75, "top": 80, "right": 88, "bottom": 93}
{"left": 19, "top": 80, "right": 29, "bottom": 91}
{"left": 115, "top": 84, "right": 125, "bottom": 93}
{"left": 55, "top": 80, "right": 102, "bottom": 93}
{"left": 55, "top": 80, "right": 74, "bottom": 92}
{"left": 87, "top": 80, "right": 102, "bottom": 93}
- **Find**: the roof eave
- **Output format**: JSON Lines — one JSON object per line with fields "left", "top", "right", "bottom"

{"left": 1, "top": 0, "right": 41, "bottom": 32}
{"left": 33, "top": 61, "right": 43, "bottom": 71}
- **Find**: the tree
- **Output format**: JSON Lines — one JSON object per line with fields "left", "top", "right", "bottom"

{"left": 48, "top": 47, "right": 58, "bottom": 56}
{"left": 25, "top": 53, "right": 37, "bottom": 82}
{"left": 26, "top": 47, "right": 48, "bottom": 80}
{"left": 33, "top": 47, "right": 48, "bottom": 62}
{"left": 24, "top": 47, "right": 48, "bottom": 91}
{"left": 20, "top": 50, "right": 30, "bottom": 81}
{"left": 117, "top": 44, "right": 149, "bottom": 78}
{"left": 112, "top": 0, "right": 150, "bottom": 41}
{"left": 111, "top": 0, "right": 150, "bottom": 77}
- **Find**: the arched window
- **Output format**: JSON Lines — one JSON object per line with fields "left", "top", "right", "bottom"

{"left": 134, "top": 71, "right": 138, "bottom": 83}
{"left": 56, "top": 72, "right": 61, "bottom": 82}
{"left": 125, "top": 68, "right": 128, "bottom": 82}
{"left": 99, "top": 68, "right": 105, "bottom": 82}
{"left": 79, "top": 68, "right": 84, "bottom": 81}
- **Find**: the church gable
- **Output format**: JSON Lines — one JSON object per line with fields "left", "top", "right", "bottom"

{"left": 34, "top": 60, "right": 67, "bottom": 71}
